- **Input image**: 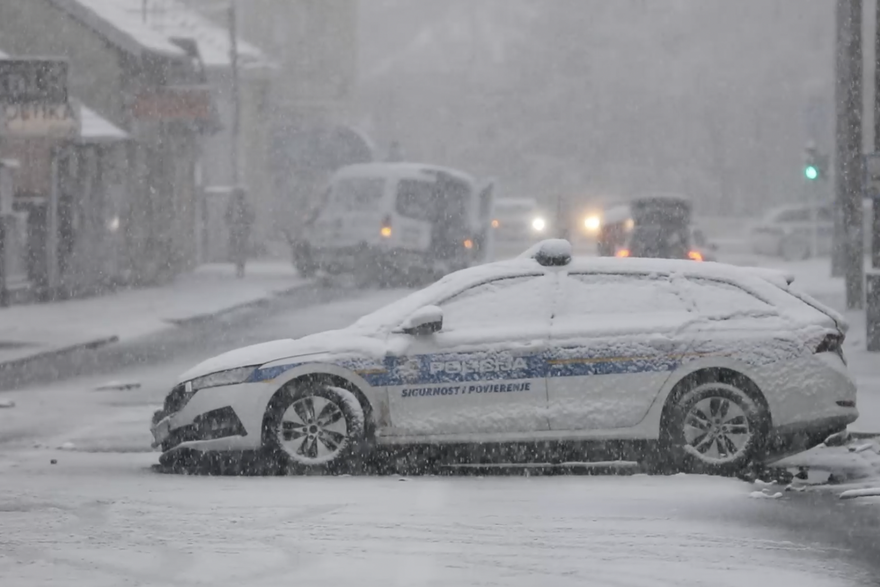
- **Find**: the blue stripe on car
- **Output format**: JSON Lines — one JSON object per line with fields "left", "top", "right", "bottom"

{"left": 248, "top": 351, "right": 686, "bottom": 387}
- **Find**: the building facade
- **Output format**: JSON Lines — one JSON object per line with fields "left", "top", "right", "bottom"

{"left": 0, "top": 0, "right": 217, "bottom": 287}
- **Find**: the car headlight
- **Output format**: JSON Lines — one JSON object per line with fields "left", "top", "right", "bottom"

{"left": 584, "top": 215, "right": 601, "bottom": 232}
{"left": 532, "top": 217, "right": 546, "bottom": 231}
{"left": 189, "top": 366, "right": 257, "bottom": 392}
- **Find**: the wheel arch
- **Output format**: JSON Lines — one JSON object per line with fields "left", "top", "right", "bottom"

{"left": 658, "top": 366, "right": 772, "bottom": 437}
{"left": 260, "top": 364, "right": 382, "bottom": 441}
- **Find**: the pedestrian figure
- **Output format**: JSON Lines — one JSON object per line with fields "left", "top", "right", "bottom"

{"left": 225, "top": 188, "right": 254, "bottom": 278}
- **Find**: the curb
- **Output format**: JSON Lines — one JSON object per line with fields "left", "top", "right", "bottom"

{"left": 164, "top": 281, "right": 311, "bottom": 327}
{"left": 0, "top": 281, "right": 313, "bottom": 373}
{"left": 0, "top": 336, "right": 119, "bottom": 372}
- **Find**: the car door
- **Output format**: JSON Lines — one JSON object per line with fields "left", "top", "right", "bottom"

{"left": 385, "top": 274, "right": 553, "bottom": 438}
{"left": 546, "top": 272, "right": 696, "bottom": 431}
{"left": 674, "top": 276, "right": 787, "bottom": 361}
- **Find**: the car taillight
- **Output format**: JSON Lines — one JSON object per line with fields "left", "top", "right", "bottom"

{"left": 380, "top": 215, "right": 392, "bottom": 238}
{"left": 616, "top": 249, "right": 630, "bottom": 258}
{"left": 815, "top": 333, "right": 846, "bottom": 364}
{"left": 687, "top": 250, "right": 704, "bottom": 262}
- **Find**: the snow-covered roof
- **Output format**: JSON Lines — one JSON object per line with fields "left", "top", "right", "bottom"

{"left": 334, "top": 162, "right": 476, "bottom": 187}
{"left": 49, "top": 0, "right": 186, "bottom": 58}
{"left": 48, "top": 0, "right": 271, "bottom": 70}
{"left": 77, "top": 102, "right": 129, "bottom": 143}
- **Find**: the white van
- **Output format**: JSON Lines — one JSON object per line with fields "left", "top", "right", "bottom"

{"left": 292, "top": 163, "right": 494, "bottom": 283}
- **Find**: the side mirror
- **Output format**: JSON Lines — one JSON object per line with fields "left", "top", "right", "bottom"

{"left": 400, "top": 305, "right": 443, "bottom": 336}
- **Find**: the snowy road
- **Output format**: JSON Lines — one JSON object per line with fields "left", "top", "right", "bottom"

{"left": 0, "top": 450, "right": 877, "bottom": 587}
{"left": 1, "top": 280, "right": 879, "bottom": 585}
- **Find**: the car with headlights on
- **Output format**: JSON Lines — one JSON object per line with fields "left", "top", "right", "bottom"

{"left": 152, "top": 240, "right": 857, "bottom": 475}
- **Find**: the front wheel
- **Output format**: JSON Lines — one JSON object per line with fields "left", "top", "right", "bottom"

{"left": 663, "top": 379, "right": 768, "bottom": 475}
{"left": 263, "top": 382, "right": 366, "bottom": 472}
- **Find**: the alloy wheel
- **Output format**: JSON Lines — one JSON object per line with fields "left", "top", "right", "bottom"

{"left": 682, "top": 396, "right": 752, "bottom": 463}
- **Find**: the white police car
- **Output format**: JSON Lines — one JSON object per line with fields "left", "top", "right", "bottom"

{"left": 151, "top": 240, "right": 857, "bottom": 474}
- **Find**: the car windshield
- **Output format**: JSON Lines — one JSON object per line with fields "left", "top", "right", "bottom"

{"left": 3, "top": 2, "right": 879, "bottom": 586}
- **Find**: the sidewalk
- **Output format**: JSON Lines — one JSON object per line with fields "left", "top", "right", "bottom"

{"left": 0, "top": 261, "right": 306, "bottom": 368}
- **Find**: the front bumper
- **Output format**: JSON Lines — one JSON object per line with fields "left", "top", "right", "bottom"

{"left": 151, "top": 407, "right": 248, "bottom": 451}
{"left": 152, "top": 381, "right": 279, "bottom": 454}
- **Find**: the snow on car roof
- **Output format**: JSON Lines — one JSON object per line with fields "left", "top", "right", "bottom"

{"left": 602, "top": 204, "right": 632, "bottom": 224}
{"left": 334, "top": 162, "right": 476, "bottom": 186}
{"left": 494, "top": 197, "right": 538, "bottom": 209}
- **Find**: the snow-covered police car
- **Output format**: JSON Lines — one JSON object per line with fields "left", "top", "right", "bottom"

{"left": 151, "top": 240, "right": 857, "bottom": 474}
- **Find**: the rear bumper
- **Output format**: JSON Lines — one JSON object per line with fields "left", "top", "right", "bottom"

{"left": 764, "top": 414, "right": 857, "bottom": 462}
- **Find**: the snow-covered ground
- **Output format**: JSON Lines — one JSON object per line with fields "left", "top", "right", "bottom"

{"left": 0, "top": 450, "right": 876, "bottom": 587}
{"left": 0, "top": 262, "right": 306, "bottom": 367}
{"left": 3, "top": 251, "right": 880, "bottom": 585}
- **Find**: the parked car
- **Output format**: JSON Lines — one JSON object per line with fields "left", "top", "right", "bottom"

{"left": 152, "top": 240, "right": 856, "bottom": 475}
{"left": 750, "top": 200, "right": 874, "bottom": 261}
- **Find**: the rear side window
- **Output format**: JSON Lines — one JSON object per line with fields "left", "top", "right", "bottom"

{"left": 396, "top": 179, "right": 435, "bottom": 220}
{"left": 333, "top": 178, "right": 385, "bottom": 211}
{"left": 558, "top": 273, "right": 688, "bottom": 316}
{"left": 684, "top": 278, "right": 775, "bottom": 317}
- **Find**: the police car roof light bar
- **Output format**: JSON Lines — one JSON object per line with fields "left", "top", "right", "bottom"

{"left": 529, "top": 239, "right": 572, "bottom": 267}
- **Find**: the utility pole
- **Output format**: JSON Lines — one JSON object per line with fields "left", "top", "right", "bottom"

{"left": 874, "top": 0, "right": 880, "bottom": 271}
{"left": 228, "top": 0, "right": 241, "bottom": 189}
{"left": 868, "top": 0, "right": 880, "bottom": 351}
{"left": 834, "top": 0, "right": 864, "bottom": 308}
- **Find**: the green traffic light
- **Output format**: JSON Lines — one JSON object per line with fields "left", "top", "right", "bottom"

{"left": 805, "top": 165, "right": 819, "bottom": 180}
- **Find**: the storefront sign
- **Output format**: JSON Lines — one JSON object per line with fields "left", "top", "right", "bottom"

{"left": 1, "top": 102, "right": 79, "bottom": 137}
{"left": 132, "top": 86, "right": 214, "bottom": 121}
{"left": 0, "top": 59, "right": 68, "bottom": 104}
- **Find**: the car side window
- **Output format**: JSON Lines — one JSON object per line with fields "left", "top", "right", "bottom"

{"left": 558, "top": 273, "right": 688, "bottom": 316}
{"left": 439, "top": 276, "right": 548, "bottom": 330}
{"left": 776, "top": 209, "right": 810, "bottom": 223}
{"left": 396, "top": 179, "right": 435, "bottom": 221}
{"left": 683, "top": 278, "right": 774, "bottom": 317}
{"left": 334, "top": 178, "right": 385, "bottom": 211}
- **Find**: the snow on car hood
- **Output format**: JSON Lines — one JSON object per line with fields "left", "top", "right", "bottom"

{"left": 176, "top": 328, "right": 386, "bottom": 383}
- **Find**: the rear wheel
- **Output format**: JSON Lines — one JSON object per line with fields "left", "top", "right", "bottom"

{"left": 263, "top": 382, "right": 365, "bottom": 472}
{"left": 663, "top": 377, "right": 768, "bottom": 475}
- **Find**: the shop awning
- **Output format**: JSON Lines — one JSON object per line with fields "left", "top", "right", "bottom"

{"left": 76, "top": 101, "right": 129, "bottom": 144}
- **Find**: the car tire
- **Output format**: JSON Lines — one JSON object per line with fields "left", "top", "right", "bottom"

{"left": 262, "top": 382, "right": 366, "bottom": 473}
{"left": 780, "top": 236, "right": 810, "bottom": 261}
{"left": 663, "top": 376, "right": 768, "bottom": 476}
